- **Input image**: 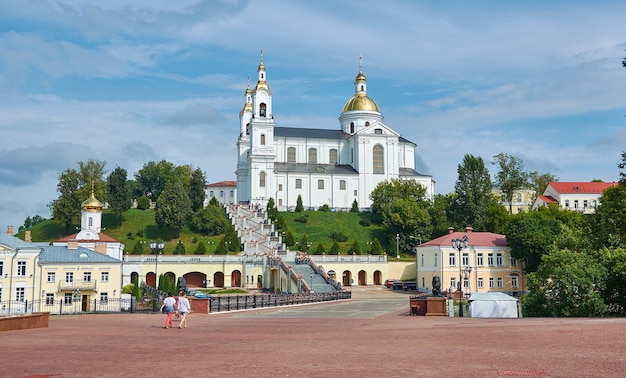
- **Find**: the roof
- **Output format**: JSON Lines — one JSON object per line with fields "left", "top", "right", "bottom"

{"left": 0, "top": 232, "right": 39, "bottom": 249}
{"left": 536, "top": 195, "right": 557, "bottom": 204}
{"left": 399, "top": 167, "right": 432, "bottom": 178}
{"left": 39, "top": 245, "right": 121, "bottom": 264}
{"left": 274, "top": 163, "right": 358, "bottom": 175}
{"left": 206, "top": 180, "right": 237, "bottom": 188}
{"left": 274, "top": 127, "right": 350, "bottom": 140}
{"left": 548, "top": 181, "right": 618, "bottom": 194}
{"left": 468, "top": 292, "right": 519, "bottom": 302}
{"left": 54, "top": 232, "right": 121, "bottom": 243}
{"left": 418, "top": 229, "right": 509, "bottom": 248}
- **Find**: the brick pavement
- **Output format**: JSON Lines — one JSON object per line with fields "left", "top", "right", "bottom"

{"left": 1, "top": 287, "right": 625, "bottom": 377}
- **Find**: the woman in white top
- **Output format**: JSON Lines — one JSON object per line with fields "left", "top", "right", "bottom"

{"left": 177, "top": 291, "right": 191, "bottom": 329}
{"left": 160, "top": 293, "right": 176, "bottom": 329}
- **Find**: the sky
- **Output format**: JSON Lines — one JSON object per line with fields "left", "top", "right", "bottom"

{"left": 1, "top": 0, "right": 625, "bottom": 233}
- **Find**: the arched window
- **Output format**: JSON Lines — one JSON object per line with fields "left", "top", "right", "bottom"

{"left": 260, "top": 134, "right": 266, "bottom": 145}
{"left": 287, "top": 147, "right": 296, "bottom": 162}
{"left": 339, "top": 180, "right": 346, "bottom": 190}
{"left": 365, "top": 121, "right": 370, "bottom": 126}
{"left": 259, "top": 172, "right": 266, "bottom": 187}
{"left": 329, "top": 149, "right": 338, "bottom": 164}
{"left": 260, "top": 103, "right": 267, "bottom": 117}
{"left": 373, "top": 145, "right": 384, "bottom": 174}
{"left": 308, "top": 148, "right": 317, "bottom": 164}
{"left": 350, "top": 122, "right": 355, "bottom": 133}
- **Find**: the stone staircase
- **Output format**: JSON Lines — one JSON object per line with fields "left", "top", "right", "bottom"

{"left": 290, "top": 263, "right": 337, "bottom": 293}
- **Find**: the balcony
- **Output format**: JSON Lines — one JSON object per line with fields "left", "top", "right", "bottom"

{"left": 58, "top": 279, "right": 97, "bottom": 291}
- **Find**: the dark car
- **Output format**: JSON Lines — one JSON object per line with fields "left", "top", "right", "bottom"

{"left": 403, "top": 282, "right": 417, "bottom": 291}
{"left": 391, "top": 280, "right": 404, "bottom": 290}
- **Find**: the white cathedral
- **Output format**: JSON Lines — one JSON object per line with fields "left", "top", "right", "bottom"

{"left": 235, "top": 56, "right": 434, "bottom": 211}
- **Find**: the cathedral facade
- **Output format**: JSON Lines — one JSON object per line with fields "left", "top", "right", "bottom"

{"left": 236, "top": 57, "right": 434, "bottom": 211}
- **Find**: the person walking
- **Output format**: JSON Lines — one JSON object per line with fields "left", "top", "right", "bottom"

{"left": 177, "top": 291, "right": 191, "bottom": 329}
{"left": 160, "top": 293, "right": 176, "bottom": 329}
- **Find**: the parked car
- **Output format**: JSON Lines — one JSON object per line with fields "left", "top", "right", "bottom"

{"left": 384, "top": 279, "right": 400, "bottom": 288}
{"left": 391, "top": 281, "right": 404, "bottom": 290}
{"left": 403, "top": 282, "right": 417, "bottom": 291}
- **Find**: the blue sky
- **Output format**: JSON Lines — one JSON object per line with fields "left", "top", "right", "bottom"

{"left": 1, "top": 0, "right": 625, "bottom": 232}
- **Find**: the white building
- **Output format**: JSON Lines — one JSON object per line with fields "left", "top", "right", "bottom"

{"left": 205, "top": 180, "right": 238, "bottom": 206}
{"left": 532, "top": 181, "right": 618, "bottom": 214}
{"left": 236, "top": 56, "right": 434, "bottom": 211}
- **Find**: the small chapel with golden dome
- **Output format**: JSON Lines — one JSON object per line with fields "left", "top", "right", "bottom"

{"left": 235, "top": 55, "right": 434, "bottom": 210}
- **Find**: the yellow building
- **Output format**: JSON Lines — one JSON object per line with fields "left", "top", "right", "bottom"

{"left": 492, "top": 187, "right": 535, "bottom": 214}
{"left": 415, "top": 227, "right": 525, "bottom": 298}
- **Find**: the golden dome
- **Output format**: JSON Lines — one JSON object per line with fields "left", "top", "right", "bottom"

{"left": 239, "top": 102, "right": 252, "bottom": 116}
{"left": 82, "top": 191, "right": 103, "bottom": 212}
{"left": 342, "top": 94, "right": 380, "bottom": 112}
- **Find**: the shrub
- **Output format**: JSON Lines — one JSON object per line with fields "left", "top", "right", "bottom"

{"left": 137, "top": 194, "right": 151, "bottom": 210}
{"left": 350, "top": 199, "right": 359, "bottom": 213}
{"left": 318, "top": 204, "right": 330, "bottom": 212}
{"left": 329, "top": 231, "right": 348, "bottom": 242}
{"left": 295, "top": 215, "right": 308, "bottom": 223}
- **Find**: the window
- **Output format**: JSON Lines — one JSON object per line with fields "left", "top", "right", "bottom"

{"left": 100, "top": 292, "right": 109, "bottom": 304}
{"left": 350, "top": 122, "right": 355, "bottom": 133}
{"left": 220, "top": 190, "right": 224, "bottom": 197}
{"left": 511, "top": 276, "right": 519, "bottom": 288}
{"left": 477, "top": 278, "right": 484, "bottom": 289}
{"left": 278, "top": 199, "right": 283, "bottom": 206}
{"left": 487, "top": 253, "right": 494, "bottom": 266}
{"left": 449, "top": 253, "right": 456, "bottom": 266}
{"left": 260, "top": 103, "right": 266, "bottom": 117}
{"left": 317, "top": 180, "right": 324, "bottom": 189}
{"left": 421, "top": 277, "right": 425, "bottom": 287}
{"left": 16, "top": 287, "right": 25, "bottom": 302}
{"left": 373, "top": 145, "right": 384, "bottom": 174}
{"left": 46, "top": 293, "right": 55, "bottom": 305}
{"left": 260, "top": 133, "right": 266, "bottom": 145}
{"left": 583, "top": 200, "right": 588, "bottom": 208}
{"left": 374, "top": 128, "right": 383, "bottom": 134}
{"left": 574, "top": 200, "right": 579, "bottom": 209}
{"left": 329, "top": 149, "right": 338, "bottom": 164}
{"left": 84, "top": 272, "right": 92, "bottom": 282}
{"left": 259, "top": 172, "right": 266, "bottom": 187}
{"left": 47, "top": 272, "right": 55, "bottom": 283}
{"left": 278, "top": 184, "right": 283, "bottom": 191}
{"left": 230, "top": 190, "right": 234, "bottom": 198}
{"left": 64, "top": 293, "right": 72, "bottom": 304}
{"left": 287, "top": 147, "right": 296, "bottom": 163}
{"left": 489, "top": 278, "right": 495, "bottom": 288}
{"left": 477, "top": 253, "right": 483, "bottom": 266}
{"left": 308, "top": 148, "right": 317, "bottom": 164}
{"left": 496, "top": 253, "right": 503, "bottom": 266}
{"left": 17, "top": 261, "right": 26, "bottom": 276}
{"left": 89, "top": 217, "right": 93, "bottom": 227}
{"left": 592, "top": 200, "right": 597, "bottom": 208}
{"left": 209, "top": 190, "right": 214, "bottom": 197}
{"left": 450, "top": 278, "right": 456, "bottom": 290}
{"left": 497, "top": 278, "right": 504, "bottom": 288}
{"left": 365, "top": 121, "right": 370, "bottom": 126}
{"left": 353, "top": 190, "right": 357, "bottom": 196}
{"left": 339, "top": 180, "right": 346, "bottom": 190}
{"left": 565, "top": 200, "right": 570, "bottom": 208}
{"left": 420, "top": 254, "right": 424, "bottom": 267}
{"left": 463, "top": 277, "right": 469, "bottom": 288}
{"left": 101, "top": 272, "right": 109, "bottom": 283}
{"left": 434, "top": 253, "right": 438, "bottom": 267}
{"left": 66, "top": 272, "right": 74, "bottom": 284}
{"left": 462, "top": 253, "right": 469, "bottom": 266}
{"left": 516, "top": 193, "right": 522, "bottom": 202}
{"left": 0, "top": 261, "right": 3, "bottom": 276}
{"left": 510, "top": 257, "right": 518, "bottom": 266}
{"left": 295, "top": 179, "right": 302, "bottom": 189}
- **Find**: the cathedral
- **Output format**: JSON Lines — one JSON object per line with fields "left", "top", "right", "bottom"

{"left": 236, "top": 56, "right": 434, "bottom": 211}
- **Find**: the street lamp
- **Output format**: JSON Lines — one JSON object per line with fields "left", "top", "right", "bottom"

{"left": 462, "top": 266, "right": 473, "bottom": 299}
{"left": 310, "top": 274, "right": 313, "bottom": 291}
{"left": 150, "top": 240, "right": 164, "bottom": 289}
{"left": 451, "top": 235, "right": 469, "bottom": 317}
{"left": 396, "top": 234, "right": 400, "bottom": 259}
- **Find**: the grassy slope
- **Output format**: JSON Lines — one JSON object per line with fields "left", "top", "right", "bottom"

{"left": 20, "top": 209, "right": 392, "bottom": 255}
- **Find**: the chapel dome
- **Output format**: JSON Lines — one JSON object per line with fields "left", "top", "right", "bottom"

{"left": 81, "top": 192, "right": 103, "bottom": 212}
{"left": 342, "top": 94, "right": 380, "bottom": 113}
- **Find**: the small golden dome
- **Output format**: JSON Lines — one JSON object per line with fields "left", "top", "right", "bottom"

{"left": 239, "top": 102, "right": 252, "bottom": 116}
{"left": 355, "top": 71, "right": 366, "bottom": 82}
{"left": 342, "top": 94, "right": 380, "bottom": 112}
{"left": 82, "top": 192, "right": 102, "bottom": 212}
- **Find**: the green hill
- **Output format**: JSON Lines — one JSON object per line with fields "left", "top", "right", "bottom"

{"left": 19, "top": 208, "right": 392, "bottom": 256}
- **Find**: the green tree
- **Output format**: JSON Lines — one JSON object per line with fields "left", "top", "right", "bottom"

{"left": 429, "top": 193, "right": 453, "bottom": 238}
{"left": 522, "top": 249, "right": 608, "bottom": 317}
{"left": 18, "top": 215, "right": 47, "bottom": 233}
{"left": 189, "top": 168, "right": 207, "bottom": 212}
{"left": 77, "top": 159, "right": 107, "bottom": 202}
{"left": 134, "top": 160, "right": 176, "bottom": 201}
{"left": 350, "top": 199, "right": 359, "bottom": 213}
{"left": 529, "top": 171, "right": 558, "bottom": 202}
{"left": 589, "top": 182, "right": 626, "bottom": 249}
{"left": 447, "top": 154, "right": 495, "bottom": 230}
{"left": 224, "top": 228, "right": 240, "bottom": 253}
{"left": 189, "top": 205, "right": 230, "bottom": 235}
{"left": 619, "top": 151, "right": 626, "bottom": 183}
{"left": 295, "top": 194, "right": 304, "bottom": 212}
{"left": 137, "top": 194, "right": 151, "bottom": 210}
{"left": 492, "top": 153, "right": 530, "bottom": 214}
{"left": 107, "top": 166, "right": 131, "bottom": 224}
{"left": 330, "top": 241, "right": 340, "bottom": 255}
{"left": 596, "top": 247, "right": 626, "bottom": 315}
{"left": 49, "top": 168, "right": 81, "bottom": 231}
{"left": 348, "top": 240, "right": 362, "bottom": 255}
{"left": 215, "top": 238, "right": 228, "bottom": 254}
{"left": 484, "top": 201, "right": 510, "bottom": 234}
{"left": 297, "top": 235, "right": 310, "bottom": 252}
{"left": 314, "top": 243, "right": 326, "bottom": 255}
{"left": 267, "top": 198, "right": 278, "bottom": 220}
{"left": 155, "top": 181, "right": 192, "bottom": 237}
{"left": 208, "top": 196, "right": 220, "bottom": 207}
{"left": 132, "top": 240, "right": 146, "bottom": 255}
{"left": 370, "top": 238, "right": 383, "bottom": 255}
{"left": 174, "top": 241, "right": 186, "bottom": 255}
{"left": 283, "top": 230, "right": 296, "bottom": 247}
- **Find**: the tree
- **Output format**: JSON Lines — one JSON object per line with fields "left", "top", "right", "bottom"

{"left": 618, "top": 151, "right": 626, "bottom": 183}
{"left": 589, "top": 182, "right": 626, "bottom": 249}
{"left": 428, "top": 194, "right": 453, "bottom": 238}
{"left": 267, "top": 198, "right": 278, "bottom": 220}
{"left": 330, "top": 241, "right": 340, "bottom": 255}
{"left": 529, "top": 171, "right": 558, "bottom": 201}
{"left": 77, "top": 159, "right": 107, "bottom": 202}
{"left": 348, "top": 240, "right": 362, "bottom": 255}
{"left": 370, "top": 238, "right": 383, "bottom": 255}
{"left": 447, "top": 154, "right": 495, "bottom": 230}
{"left": 189, "top": 205, "right": 230, "bottom": 235}
{"left": 350, "top": 199, "right": 359, "bottom": 213}
{"left": 295, "top": 194, "right": 304, "bottom": 212}
{"left": 283, "top": 230, "right": 296, "bottom": 247}
{"left": 132, "top": 240, "right": 146, "bottom": 255}
{"left": 174, "top": 241, "right": 186, "bottom": 255}
{"left": 49, "top": 168, "right": 81, "bottom": 231}
{"left": 18, "top": 215, "right": 47, "bottom": 233}
{"left": 492, "top": 153, "right": 530, "bottom": 214}
{"left": 215, "top": 238, "right": 228, "bottom": 254}
{"left": 522, "top": 249, "right": 608, "bottom": 317}
{"left": 596, "top": 247, "right": 626, "bottom": 315}
{"left": 297, "top": 235, "right": 310, "bottom": 252}
{"left": 314, "top": 243, "right": 326, "bottom": 255}
{"left": 107, "top": 166, "right": 131, "bottom": 224}
{"left": 155, "top": 181, "right": 192, "bottom": 237}
{"left": 189, "top": 168, "right": 206, "bottom": 212}
{"left": 137, "top": 194, "right": 151, "bottom": 210}
{"left": 134, "top": 160, "right": 176, "bottom": 201}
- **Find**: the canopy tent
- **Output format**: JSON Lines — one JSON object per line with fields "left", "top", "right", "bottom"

{"left": 468, "top": 292, "right": 520, "bottom": 318}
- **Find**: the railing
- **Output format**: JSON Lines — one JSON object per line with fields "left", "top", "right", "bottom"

{"left": 58, "top": 279, "right": 97, "bottom": 291}
{"left": 0, "top": 297, "right": 150, "bottom": 315}
{"left": 210, "top": 291, "right": 351, "bottom": 313}
{"left": 124, "top": 254, "right": 267, "bottom": 264}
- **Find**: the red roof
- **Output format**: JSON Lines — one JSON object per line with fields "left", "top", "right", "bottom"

{"left": 537, "top": 195, "right": 557, "bottom": 204}
{"left": 548, "top": 182, "right": 618, "bottom": 194}
{"left": 206, "top": 180, "right": 237, "bottom": 188}
{"left": 418, "top": 228, "right": 508, "bottom": 248}
{"left": 54, "top": 232, "right": 120, "bottom": 243}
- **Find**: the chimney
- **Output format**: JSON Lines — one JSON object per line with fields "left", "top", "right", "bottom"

{"left": 447, "top": 227, "right": 454, "bottom": 234}
{"left": 25, "top": 231, "right": 32, "bottom": 243}
{"left": 7, "top": 226, "right": 13, "bottom": 235}
{"left": 465, "top": 226, "right": 473, "bottom": 233}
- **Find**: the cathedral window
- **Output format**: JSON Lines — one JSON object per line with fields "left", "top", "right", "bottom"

{"left": 260, "top": 103, "right": 267, "bottom": 117}
{"left": 353, "top": 190, "right": 357, "bottom": 196}
{"left": 373, "top": 145, "right": 384, "bottom": 174}
{"left": 365, "top": 121, "right": 370, "bottom": 126}
{"left": 278, "top": 184, "right": 283, "bottom": 191}
{"left": 88, "top": 217, "right": 93, "bottom": 227}
{"left": 287, "top": 147, "right": 296, "bottom": 163}
{"left": 259, "top": 172, "right": 266, "bottom": 187}
{"left": 374, "top": 128, "right": 383, "bottom": 134}
{"left": 295, "top": 179, "right": 302, "bottom": 189}
{"left": 308, "top": 148, "right": 317, "bottom": 164}
{"left": 318, "top": 180, "right": 324, "bottom": 189}
{"left": 329, "top": 149, "right": 338, "bottom": 164}
{"left": 260, "top": 134, "right": 266, "bottom": 145}
{"left": 340, "top": 180, "right": 346, "bottom": 190}
{"left": 350, "top": 122, "right": 355, "bottom": 133}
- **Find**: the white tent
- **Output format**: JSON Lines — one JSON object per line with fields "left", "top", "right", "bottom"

{"left": 468, "top": 292, "right": 520, "bottom": 318}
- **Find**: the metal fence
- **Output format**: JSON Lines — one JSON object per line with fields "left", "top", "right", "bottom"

{"left": 209, "top": 291, "right": 352, "bottom": 313}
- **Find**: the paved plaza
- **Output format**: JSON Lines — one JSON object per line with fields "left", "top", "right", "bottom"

{"left": 2, "top": 287, "right": 626, "bottom": 377}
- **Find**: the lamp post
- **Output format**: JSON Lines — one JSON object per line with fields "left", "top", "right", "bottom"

{"left": 451, "top": 235, "right": 468, "bottom": 317}
{"left": 310, "top": 274, "right": 313, "bottom": 292}
{"left": 150, "top": 240, "right": 164, "bottom": 289}
{"left": 462, "top": 266, "right": 473, "bottom": 300}
{"left": 396, "top": 234, "right": 400, "bottom": 259}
